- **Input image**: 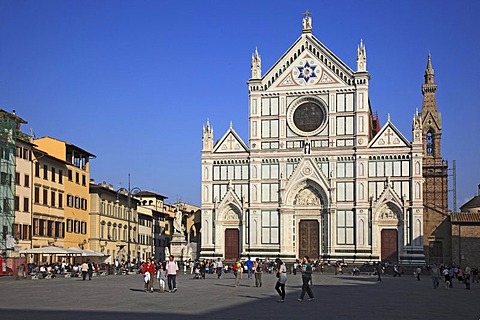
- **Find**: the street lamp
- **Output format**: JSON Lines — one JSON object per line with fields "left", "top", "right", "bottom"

{"left": 116, "top": 173, "right": 141, "bottom": 273}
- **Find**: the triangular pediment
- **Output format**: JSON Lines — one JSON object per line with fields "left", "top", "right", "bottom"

{"left": 213, "top": 127, "right": 249, "bottom": 153}
{"left": 422, "top": 111, "right": 442, "bottom": 131}
{"left": 369, "top": 120, "right": 410, "bottom": 148}
{"left": 217, "top": 186, "right": 243, "bottom": 221}
{"left": 283, "top": 158, "right": 330, "bottom": 206}
{"left": 261, "top": 34, "right": 355, "bottom": 91}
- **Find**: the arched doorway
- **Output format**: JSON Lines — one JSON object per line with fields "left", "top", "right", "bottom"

{"left": 381, "top": 229, "right": 398, "bottom": 263}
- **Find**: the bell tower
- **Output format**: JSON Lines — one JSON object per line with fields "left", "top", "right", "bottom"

{"left": 420, "top": 54, "right": 450, "bottom": 264}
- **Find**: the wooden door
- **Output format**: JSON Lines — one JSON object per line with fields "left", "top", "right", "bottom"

{"left": 224, "top": 229, "right": 239, "bottom": 260}
{"left": 381, "top": 229, "right": 398, "bottom": 263}
{"left": 299, "top": 220, "right": 319, "bottom": 259}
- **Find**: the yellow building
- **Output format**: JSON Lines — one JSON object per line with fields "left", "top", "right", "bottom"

{"left": 34, "top": 137, "right": 95, "bottom": 249}
{"left": 89, "top": 181, "right": 139, "bottom": 263}
{"left": 31, "top": 148, "right": 67, "bottom": 255}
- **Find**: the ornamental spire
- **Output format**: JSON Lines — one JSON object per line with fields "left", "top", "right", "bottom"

{"left": 302, "top": 10, "right": 312, "bottom": 33}
{"left": 251, "top": 47, "right": 262, "bottom": 79}
{"left": 357, "top": 39, "right": 367, "bottom": 72}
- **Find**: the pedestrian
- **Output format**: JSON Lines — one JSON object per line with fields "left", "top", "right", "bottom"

{"left": 245, "top": 256, "right": 253, "bottom": 280}
{"left": 142, "top": 258, "right": 155, "bottom": 293}
{"left": 233, "top": 258, "right": 242, "bottom": 287}
{"left": 254, "top": 258, "right": 263, "bottom": 287}
{"left": 216, "top": 258, "right": 223, "bottom": 279}
{"left": 430, "top": 263, "right": 440, "bottom": 289}
{"left": 293, "top": 259, "right": 298, "bottom": 275}
{"left": 443, "top": 267, "right": 451, "bottom": 288}
{"left": 375, "top": 262, "right": 382, "bottom": 282}
{"left": 415, "top": 266, "right": 421, "bottom": 281}
{"left": 275, "top": 259, "right": 287, "bottom": 302}
{"left": 393, "top": 264, "right": 400, "bottom": 277}
{"left": 166, "top": 255, "right": 179, "bottom": 293}
{"left": 298, "top": 256, "right": 314, "bottom": 302}
{"left": 81, "top": 261, "right": 88, "bottom": 281}
{"left": 156, "top": 263, "right": 167, "bottom": 293}
{"left": 472, "top": 267, "right": 479, "bottom": 283}
{"left": 464, "top": 265, "right": 471, "bottom": 290}
{"left": 87, "top": 260, "right": 94, "bottom": 280}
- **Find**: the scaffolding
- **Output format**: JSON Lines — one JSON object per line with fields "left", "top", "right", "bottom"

{"left": 0, "top": 117, "right": 16, "bottom": 256}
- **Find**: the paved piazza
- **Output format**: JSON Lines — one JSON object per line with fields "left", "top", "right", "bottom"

{"left": 0, "top": 271, "right": 478, "bottom": 319}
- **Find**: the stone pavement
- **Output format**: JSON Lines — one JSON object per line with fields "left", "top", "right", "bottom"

{"left": 0, "top": 271, "right": 478, "bottom": 319}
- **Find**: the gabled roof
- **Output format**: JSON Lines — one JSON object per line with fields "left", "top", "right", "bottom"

{"left": 368, "top": 118, "right": 410, "bottom": 148}
{"left": 460, "top": 195, "right": 480, "bottom": 212}
{"left": 213, "top": 125, "right": 249, "bottom": 154}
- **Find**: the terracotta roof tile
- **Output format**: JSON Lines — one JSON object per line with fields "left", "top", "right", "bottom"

{"left": 451, "top": 212, "right": 480, "bottom": 223}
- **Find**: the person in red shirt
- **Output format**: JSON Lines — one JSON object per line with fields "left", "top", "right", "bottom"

{"left": 142, "top": 259, "right": 155, "bottom": 293}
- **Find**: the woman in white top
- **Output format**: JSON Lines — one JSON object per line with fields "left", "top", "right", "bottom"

{"left": 275, "top": 260, "right": 287, "bottom": 302}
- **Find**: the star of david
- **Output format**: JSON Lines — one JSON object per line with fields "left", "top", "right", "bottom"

{"left": 297, "top": 62, "right": 317, "bottom": 82}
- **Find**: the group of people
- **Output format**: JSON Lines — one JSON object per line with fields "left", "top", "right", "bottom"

{"left": 141, "top": 255, "right": 179, "bottom": 293}
{"left": 428, "top": 264, "right": 479, "bottom": 290}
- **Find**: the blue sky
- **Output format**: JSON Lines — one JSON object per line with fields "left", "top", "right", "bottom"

{"left": 1, "top": 0, "right": 479, "bottom": 207}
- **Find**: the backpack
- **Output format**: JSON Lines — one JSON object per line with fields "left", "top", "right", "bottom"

{"left": 232, "top": 263, "right": 238, "bottom": 272}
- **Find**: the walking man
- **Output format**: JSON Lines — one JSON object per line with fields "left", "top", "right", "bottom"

{"left": 298, "top": 256, "right": 314, "bottom": 302}
{"left": 166, "top": 255, "right": 179, "bottom": 293}
{"left": 216, "top": 258, "right": 223, "bottom": 279}
{"left": 245, "top": 256, "right": 253, "bottom": 280}
{"left": 430, "top": 263, "right": 440, "bottom": 289}
{"left": 81, "top": 261, "right": 88, "bottom": 281}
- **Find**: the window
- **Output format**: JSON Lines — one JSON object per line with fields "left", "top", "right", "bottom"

{"left": 47, "top": 220, "right": 54, "bottom": 237}
{"left": 35, "top": 162, "right": 40, "bottom": 177}
{"left": 67, "top": 194, "right": 73, "bottom": 207}
{"left": 81, "top": 198, "right": 87, "bottom": 211}
{"left": 75, "top": 172, "right": 80, "bottom": 184}
{"left": 261, "top": 120, "right": 279, "bottom": 138}
{"left": 14, "top": 196, "right": 19, "bottom": 211}
{"left": 66, "top": 219, "right": 73, "bottom": 233}
{"left": 23, "top": 148, "right": 30, "bottom": 160}
{"left": 81, "top": 221, "right": 87, "bottom": 234}
{"left": 336, "top": 162, "right": 354, "bottom": 178}
{"left": 261, "top": 210, "right": 279, "bottom": 244}
{"left": 426, "top": 131, "right": 434, "bottom": 155}
{"left": 24, "top": 174, "right": 29, "bottom": 187}
{"left": 23, "top": 224, "right": 31, "bottom": 240}
{"left": 74, "top": 196, "right": 80, "bottom": 209}
{"left": 51, "top": 191, "right": 56, "bottom": 207}
{"left": 16, "top": 146, "right": 22, "bottom": 158}
{"left": 59, "top": 170, "right": 63, "bottom": 184}
{"left": 261, "top": 97, "right": 279, "bottom": 115}
{"left": 51, "top": 167, "right": 56, "bottom": 182}
{"left": 58, "top": 193, "right": 63, "bottom": 208}
{"left": 68, "top": 169, "right": 73, "bottom": 181}
{"left": 15, "top": 172, "right": 20, "bottom": 186}
{"left": 43, "top": 189, "right": 48, "bottom": 205}
{"left": 336, "top": 182, "right": 354, "bottom": 202}
{"left": 23, "top": 197, "right": 29, "bottom": 212}
{"left": 43, "top": 165, "right": 48, "bottom": 179}
{"left": 337, "top": 210, "right": 354, "bottom": 245}
{"left": 261, "top": 164, "right": 279, "bottom": 180}
{"left": 74, "top": 220, "right": 80, "bottom": 233}
{"left": 336, "top": 116, "right": 354, "bottom": 135}
{"left": 100, "top": 223, "right": 105, "bottom": 239}
{"left": 34, "top": 187, "right": 40, "bottom": 203}
{"left": 33, "top": 218, "right": 39, "bottom": 235}
{"left": 261, "top": 183, "right": 278, "bottom": 202}
{"left": 82, "top": 174, "right": 86, "bottom": 186}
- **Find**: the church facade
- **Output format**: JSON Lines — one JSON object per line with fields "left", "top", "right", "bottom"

{"left": 201, "top": 15, "right": 428, "bottom": 264}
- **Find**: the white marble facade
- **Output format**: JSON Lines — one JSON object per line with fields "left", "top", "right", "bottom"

{"left": 201, "top": 15, "right": 425, "bottom": 264}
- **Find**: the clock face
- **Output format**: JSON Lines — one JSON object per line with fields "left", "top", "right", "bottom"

{"left": 287, "top": 96, "right": 328, "bottom": 137}
{"left": 293, "top": 102, "right": 324, "bottom": 132}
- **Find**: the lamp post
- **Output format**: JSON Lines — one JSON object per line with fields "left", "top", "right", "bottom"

{"left": 116, "top": 173, "right": 141, "bottom": 273}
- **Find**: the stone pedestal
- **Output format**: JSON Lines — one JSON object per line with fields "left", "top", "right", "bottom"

{"left": 170, "top": 233, "right": 187, "bottom": 261}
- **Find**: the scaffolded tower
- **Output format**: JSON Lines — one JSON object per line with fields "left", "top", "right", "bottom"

{"left": 0, "top": 117, "right": 16, "bottom": 256}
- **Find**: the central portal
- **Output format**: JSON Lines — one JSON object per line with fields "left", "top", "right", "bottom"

{"left": 224, "top": 229, "right": 239, "bottom": 260}
{"left": 299, "top": 220, "right": 319, "bottom": 259}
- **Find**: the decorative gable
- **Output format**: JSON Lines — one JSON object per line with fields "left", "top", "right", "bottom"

{"left": 369, "top": 120, "right": 410, "bottom": 148}
{"left": 213, "top": 127, "right": 249, "bottom": 153}
{"left": 260, "top": 34, "right": 355, "bottom": 92}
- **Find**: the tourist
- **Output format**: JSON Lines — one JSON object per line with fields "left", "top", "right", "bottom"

{"left": 216, "top": 258, "right": 223, "bottom": 279}
{"left": 233, "top": 258, "right": 242, "bottom": 287}
{"left": 87, "top": 260, "right": 94, "bottom": 280}
{"left": 298, "top": 256, "right": 314, "bottom": 302}
{"left": 156, "top": 263, "right": 167, "bottom": 293}
{"left": 254, "top": 258, "right": 263, "bottom": 287}
{"left": 430, "top": 263, "right": 440, "bottom": 289}
{"left": 81, "top": 261, "right": 88, "bottom": 281}
{"left": 245, "top": 256, "right": 253, "bottom": 280}
{"left": 472, "top": 266, "right": 479, "bottom": 283}
{"left": 415, "top": 266, "right": 422, "bottom": 281}
{"left": 166, "top": 255, "right": 179, "bottom": 292}
{"left": 275, "top": 259, "right": 287, "bottom": 302}
{"left": 375, "top": 262, "right": 382, "bottom": 282}
{"left": 464, "top": 265, "right": 471, "bottom": 290}
{"left": 142, "top": 258, "right": 155, "bottom": 293}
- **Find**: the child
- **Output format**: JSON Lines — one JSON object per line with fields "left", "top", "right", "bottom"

{"left": 156, "top": 263, "right": 167, "bottom": 293}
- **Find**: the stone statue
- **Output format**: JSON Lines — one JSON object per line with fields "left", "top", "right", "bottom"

{"left": 173, "top": 207, "right": 185, "bottom": 234}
